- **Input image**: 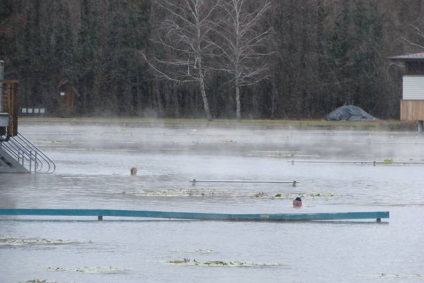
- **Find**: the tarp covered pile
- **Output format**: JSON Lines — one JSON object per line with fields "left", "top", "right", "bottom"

{"left": 324, "top": 105, "right": 376, "bottom": 121}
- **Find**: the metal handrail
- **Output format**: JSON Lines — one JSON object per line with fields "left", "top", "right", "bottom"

{"left": 2, "top": 138, "right": 39, "bottom": 173}
{"left": 15, "top": 132, "right": 56, "bottom": 172}
{"left": 1, "top": 132, "right": 55, "bottom": 173}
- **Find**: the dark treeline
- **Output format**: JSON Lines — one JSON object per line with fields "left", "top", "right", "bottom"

{"left": 1, "top": 0, "right": 423, "bottom": 119}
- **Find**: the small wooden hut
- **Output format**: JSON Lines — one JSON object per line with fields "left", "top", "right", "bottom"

{"left": 390, "top": 52, "right": 424, "bottom": 132}
{"left": 58, "top": 80, "right": 79, "bottom": 117}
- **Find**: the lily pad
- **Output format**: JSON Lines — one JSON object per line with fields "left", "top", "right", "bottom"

{"left": 0, "top": 235, "right": 80, "bottom": 246}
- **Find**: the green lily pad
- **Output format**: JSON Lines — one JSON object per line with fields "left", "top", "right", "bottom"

{"left": 0, "top": 235, "right": 79, "bottom": 246}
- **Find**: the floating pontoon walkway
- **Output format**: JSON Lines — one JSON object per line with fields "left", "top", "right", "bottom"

{"left": 0, "top": 209, "right": 389, "bottom": 222}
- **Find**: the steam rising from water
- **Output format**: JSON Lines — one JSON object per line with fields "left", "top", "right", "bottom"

{"left": 21, "top": 123, "right": 424, "bottom": 162}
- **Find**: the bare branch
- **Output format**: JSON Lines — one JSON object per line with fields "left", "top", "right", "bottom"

{"left": 213, "top": 0, "right": 274, "bottom": 119}
{"left": 146, "top": 0, "right": 220, "bottom": 120}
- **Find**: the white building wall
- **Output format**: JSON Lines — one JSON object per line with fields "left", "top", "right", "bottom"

{"left": 403, "top": 75, "right": 424, "bottom": 100}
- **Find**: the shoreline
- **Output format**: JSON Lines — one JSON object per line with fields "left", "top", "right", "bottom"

{"left": 18, "top": 117, "right": 418, "bottom": 132}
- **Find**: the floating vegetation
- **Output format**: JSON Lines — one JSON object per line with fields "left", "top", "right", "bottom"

{"left": 167, "top": 259, "right": 282, "bottom": 267}
{"left": 24, "top": 280, "right": 57, "bottom": 283}
{"left": 170, "top": 249, "right": 216, "bottom": 254}
{"left": 169, "top": 259, "right": 191, "bottom": 264}
{"left": 191, "top": 249, "right": 215, "bottom": 254}
{"left": 274, "top": 151, "right": 295, "bottom": 158}
{"left": 46, "top": 266, "right": 131, "bottom": 273}
{"left": 123, "top": 189, "right": 338, "bottom": 200}
{"left": 0, "top": 235, "right": 80, "bottom": 247}
{"left": 254, "top": 192, "right": 337, "bottom": 199}
{"left": 128, "top": 188, "right": 232, "bottom": 197}
{"left": 252, "top": 192, "right": 267, "bottom": 198}
{"left": 248, "top": 150, "right": 296, "bottom": 158}
{"left": 46, "top": 267, "right": 67, "bottom": 272}
{"left": 300, "top": 192, "right": 336, "bottom": 198}
{"left": 360, "top": 273, "right": 424, "bottom": 279}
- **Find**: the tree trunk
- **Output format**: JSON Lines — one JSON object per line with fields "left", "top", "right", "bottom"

{"left": 199, "top": 72, "right": 212, "bottom": 121}
{"left": 235, "top": 81, "right": 241, "bottom": 120}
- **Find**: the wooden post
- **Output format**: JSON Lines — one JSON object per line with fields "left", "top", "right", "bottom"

{"left": 1, "top": 80, "right": 19, "bottom": 137}
{"left": 418, "top": 120, "right": 424, "bottom": 133}
{"left": 0, "top": 60, "right": 4, "bottom": 113}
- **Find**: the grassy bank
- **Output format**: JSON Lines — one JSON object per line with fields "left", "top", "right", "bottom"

{"left": 18, "top": 117, "right": 417, "bottom": 131}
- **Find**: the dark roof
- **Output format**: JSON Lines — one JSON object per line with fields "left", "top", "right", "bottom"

{"left": 58, "top": 80, "right": 71, "bottom": 88}
{"left": 388, "top": 52, "right": 424, "bottom": 61}
{"left": 58, "top": 80, "right": 80, "bottom": 97}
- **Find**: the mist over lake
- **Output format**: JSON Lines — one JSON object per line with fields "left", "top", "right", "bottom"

{"left": 1, "top": 121, "right": 423, "bottom": 282}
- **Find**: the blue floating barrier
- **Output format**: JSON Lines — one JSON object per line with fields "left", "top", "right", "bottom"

{"left": 0, "top": 209, "right": 389, "bottom": 222}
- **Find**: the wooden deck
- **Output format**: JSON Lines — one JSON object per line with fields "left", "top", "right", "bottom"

{"left": 0, "top": 209, "right": 389, "bottom": 222}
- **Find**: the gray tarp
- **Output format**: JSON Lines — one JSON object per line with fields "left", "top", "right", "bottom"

{"left": 324, "top": 105, "right": 376, "bottom": 121}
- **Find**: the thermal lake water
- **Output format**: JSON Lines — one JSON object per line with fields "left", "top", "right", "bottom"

{"left": 1, "top": 122, "right": 423, "bottom": 282}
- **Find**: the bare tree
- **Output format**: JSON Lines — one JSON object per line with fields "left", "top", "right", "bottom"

{"left": 215, "top": 0, "right": 274, "bottom": 120}
{"left": 401, "top": 23, "right": 424, "bottom": 51}
{"left": 145, "top": 0, "right": 219, "bottom": 120}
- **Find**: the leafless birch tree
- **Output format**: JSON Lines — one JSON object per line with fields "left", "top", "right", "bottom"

{"left": 215, "top": 0, "right": 274, "bottom": 120}
{"left": 145, "top": 0, "right": 219, "bottom": 120}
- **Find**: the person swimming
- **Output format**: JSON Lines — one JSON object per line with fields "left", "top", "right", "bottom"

{"left": 130, "top": 167, "right": 137, "bottom": 176}
{"left": 293, "top": 197, "right": 302, "bottom": 207}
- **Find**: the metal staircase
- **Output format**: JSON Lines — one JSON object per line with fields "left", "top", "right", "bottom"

{"left": 0, "top": 132, "right": 56, "bottom": 174}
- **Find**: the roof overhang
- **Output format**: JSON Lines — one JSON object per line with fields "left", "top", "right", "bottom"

{"left": 388, "top": 52, "right": 424, "bottom": 61}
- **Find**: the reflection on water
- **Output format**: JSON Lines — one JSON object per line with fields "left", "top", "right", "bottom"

{"left": 1, "top": 123, "right": 424, "bottom": 282}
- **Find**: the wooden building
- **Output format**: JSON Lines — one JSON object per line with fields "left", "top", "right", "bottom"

{"left": 0, "top": 80, "right": 19, "bottom": 137}
{"left": 390, "top": 52, "right": 424, "bottom": 132}
{"left": 58, "top": 80, "right": 79, "bottom": 117}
